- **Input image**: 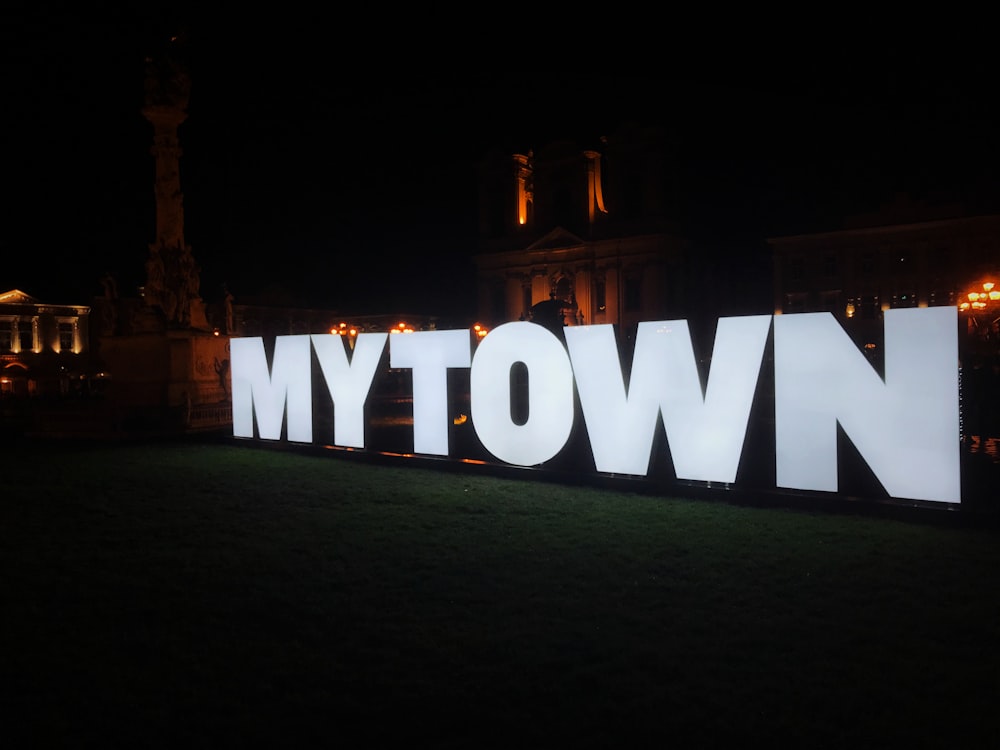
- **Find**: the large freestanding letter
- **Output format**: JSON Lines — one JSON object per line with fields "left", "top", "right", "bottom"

{"left": 566, "top": 316, "right": 771, "bottom": 481}
{"left": 773, "top": 308, "right": 960, "bottom": 503}
{"left": 471, "top": 321, "right": 575, "bottom": 466}
{"left": 312, "top": 332, "right": 388, "bottom": 448}
{"left": 231, "top": 335, "right": 313, "bottom": 443}
{"left": 390, "top": 329, "right": 471, "bottom": 455}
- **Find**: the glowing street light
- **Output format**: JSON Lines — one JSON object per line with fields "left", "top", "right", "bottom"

{"left": 959, "top": 280, "right": 1000, "bottom": 353}
{"left": 330, "top": 322, "right": 359, "bottom": 337}
{"left": 959, "top": 280, "right": 999, "bottom": 311}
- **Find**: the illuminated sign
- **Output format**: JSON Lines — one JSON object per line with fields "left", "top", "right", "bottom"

{"left": 231, "top": 308, "right": 960, "bottom": 504}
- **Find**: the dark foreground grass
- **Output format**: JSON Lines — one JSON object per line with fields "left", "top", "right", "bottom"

{"left": 2, "top": 438, "right": 999, "bottom": 748}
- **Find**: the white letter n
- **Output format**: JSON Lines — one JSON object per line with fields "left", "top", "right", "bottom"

{"left": 773, "top": 308, "right": 960, "bottom": 503}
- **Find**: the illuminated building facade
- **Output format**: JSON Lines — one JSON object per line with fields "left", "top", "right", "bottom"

{"left": 474, "top": 124, "right": 695, "bottom": 334}
{"left": 0, "top": 289, "right": 91, "bottom": 397}
{"left": 768, "top": 209, "right": 1000, "bottom": 347}
{"left": 768, "top": 207, "right": 1000, "bottom": 443}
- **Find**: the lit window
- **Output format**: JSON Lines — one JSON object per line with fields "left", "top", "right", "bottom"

{"left": 0, "top": 321, "right": 13, "bottom": 352}
{"left": 58, "top": 322, "right": 74, "bottom": 352}
{"left": 17, "top": 320, "right": 34, "bottom": 353}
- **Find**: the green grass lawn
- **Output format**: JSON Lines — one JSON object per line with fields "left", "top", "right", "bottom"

{"left": 3, "top": 438, "right": 999, "bottom": 748}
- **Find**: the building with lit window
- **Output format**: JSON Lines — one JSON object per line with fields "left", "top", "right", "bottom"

{"left": 768, "top": 207, "right": 1000, "bottom": 352}
{"left": 768, "top": 205, "right": 1000, "bottom": 442}
{"left": 0, "top": 289, "right": 92, "bottom": 397}
{"left": 473, "top": 124, "right": 698, "bottom": 335}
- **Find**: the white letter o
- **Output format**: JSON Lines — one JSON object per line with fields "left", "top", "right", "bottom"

{"left": 470, "top": 322, "right": 574, "bottom": 466}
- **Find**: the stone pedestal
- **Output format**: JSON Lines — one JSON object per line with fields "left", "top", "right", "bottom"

{"left": 98, "top": 328, "right": 231, "bottom": 433}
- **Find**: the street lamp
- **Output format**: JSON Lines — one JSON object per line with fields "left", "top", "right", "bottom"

{"left": 331, "top": 322, "right": 359, "bottom": 349}
{"left": 958, "top": 280, "right": 1000, "bottom": 355}
{"left": 959, "top": 281, "right": 1000, "bottom": 312}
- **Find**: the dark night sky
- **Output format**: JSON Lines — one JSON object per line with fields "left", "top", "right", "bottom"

{"left": 3, "top": 13, "right": 999, "bottom": 319}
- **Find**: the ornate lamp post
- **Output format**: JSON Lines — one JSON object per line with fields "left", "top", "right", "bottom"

{"left": 959, "top": 280, "right": 1000, "bottom": 355}
{"left": 957, "top": 279, "right": 1000, "bottom": 448}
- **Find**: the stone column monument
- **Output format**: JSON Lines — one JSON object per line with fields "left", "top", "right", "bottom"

{"left": 140, "top": 41, "right": 208, "bottom": 330}
{"left": 96, "top": 34, "right": 231, "bottom": 434}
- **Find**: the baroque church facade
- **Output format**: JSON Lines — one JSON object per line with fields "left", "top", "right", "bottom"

{"left": 473, "top": 124, "right": 698, "bottom": 336}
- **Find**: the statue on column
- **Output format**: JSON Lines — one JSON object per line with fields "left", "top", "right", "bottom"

{"left": 142, "top": 33, "right": 203, "bottom": 328}
{"left": 97, "top": 271, "right": 119, "bottom": 335}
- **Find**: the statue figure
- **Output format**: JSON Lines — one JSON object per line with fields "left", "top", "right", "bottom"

{"left": 99, "top": 298, "right": 117, "bottom": 335}
{"left": 160, "top": 287, "right": 178, "bottom": 323}
{"left": 173, "top": 257, "right": 186, "bottom": 323}
{"left": 143, "top": 34, "right": 191, "bottom": 111}
{"left": 144, "top": 253, "right": 165, "bottom": 308}
{"left": 214, "top": 356, "right": 230, "bottom": 397}
{"left": 222, "top": 284, "right": 235, "bottom": 334}
{"left": 100, "top": 271, "right": 118, "bottom": 299}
